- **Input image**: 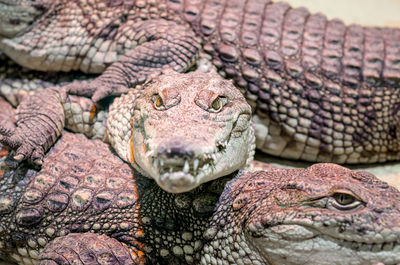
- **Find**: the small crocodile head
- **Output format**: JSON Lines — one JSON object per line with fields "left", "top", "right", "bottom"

{"left": 127, "top": 71, "right": 254, "bottom": 193}
{"left": 219, "top": 164, "right": 400, "bottom": 264}
{"left": 0, "top": 0, "right": 52, "bottom": 38}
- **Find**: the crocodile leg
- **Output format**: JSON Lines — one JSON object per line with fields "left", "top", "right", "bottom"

{"left": 0, "top": 88, "right": 66, "bottom": 164}
{"left": 66, "top": 19, "right": 201, "bottom": 102}
{"left": 38, "top": 233, "right": 146, "bottom": 265}
{"left": 0, "top": 86, "right": 112, "bottom": 165}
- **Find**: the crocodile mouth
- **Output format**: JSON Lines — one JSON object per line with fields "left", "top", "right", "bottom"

{"left": 147, "top": 139, "right": 227, "bottom": 192}
{"left": 247, "top": 224, "right": 400, "bottom": 265}
{"left": 250, "top": 223, "right": 400, "bottom": 253}
{"left": 336, "top": 238, "right": 400, "bottom": 252}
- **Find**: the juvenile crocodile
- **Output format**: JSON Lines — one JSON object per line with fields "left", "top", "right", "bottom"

{"left": 1, "top": 71, "right": 256, "bottom": 193}
{"left": 1, "top": 0, "right": 400, "bottom": 164}
{"left": 1, "top": 132, "right": 399, "bottom": 265}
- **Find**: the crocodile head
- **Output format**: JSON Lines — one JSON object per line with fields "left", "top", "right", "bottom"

{"left": 0, "top": 0, "right": 52, "bottom": 38}
{"left": 108, "top": 71, "right": 255, "bottom": 193}
{"left": 209, "top": 163, "right": 400, "bottom": 264}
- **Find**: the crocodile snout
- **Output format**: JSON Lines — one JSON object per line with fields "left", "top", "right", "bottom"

{"left": 157, "top": 139, "right": 195, "bottom": 159}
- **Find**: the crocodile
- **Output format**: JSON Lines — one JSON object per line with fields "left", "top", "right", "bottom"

{"left": 1, "top": 0, "right": 400, "bottom": 165}
{"left": 1, "top": 71, "right": 256, "bottom": 193}
{"left": 201, "top": 163, "right": 400, "bottom": 265}
{"left": 1, "top": 131, "right": 399, "bottom": 265}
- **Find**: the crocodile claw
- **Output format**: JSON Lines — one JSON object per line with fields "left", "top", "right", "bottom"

{"left": 91, "top": 82, "right": 131, "bottom": 103}
{"left": 65, "top": 79, "right": 131, "bottom": 103}
{"left": 0, "top": 123, "right": 45, "bottom": 166}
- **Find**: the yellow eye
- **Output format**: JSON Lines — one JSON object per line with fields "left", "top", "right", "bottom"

{"left": 332, "top": 193, "right": 355, "bottom": 205}
{"left": 211, "top": 97, "right": 222, "bottom": 111}
{"left": 152, "top": 94, "right": 163, "bottom": 109}
{"left": 328, "top": 190, "right": 363, "bottom": 211}
{"left": 210, "top": 96, "right": 227, "bottom": 112}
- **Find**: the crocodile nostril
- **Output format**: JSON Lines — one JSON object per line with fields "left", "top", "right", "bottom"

{"left": 157, "top": 140, "right": 194, "bottom": 158}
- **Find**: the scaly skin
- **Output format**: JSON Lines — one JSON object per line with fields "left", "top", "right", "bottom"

{"left": 0, "top": 97, "right": 14, "bottom": 159}
{"left": 1, "top": 71, "right": 255, "bottom": 192}
{"left": 0, "top": 53, "right": 95, "bottom": 106}
{"left": 202, "top": 163, "right": 400, "bottom": 265}
{"left": 1, "top": 0, "right": 400, "bottom": 164}
{"left": 1, "top": 131, "right": 399, "bottom": 264}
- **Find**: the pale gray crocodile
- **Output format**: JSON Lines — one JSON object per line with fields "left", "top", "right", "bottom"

{"left": 0, "top": 130, "right": 399, "bottom": 265}
{"left": 1, "top": 71, "right": 256, "bottom": 193}
{"left": 1, "top": 0, "right": 400, "bottom": 164}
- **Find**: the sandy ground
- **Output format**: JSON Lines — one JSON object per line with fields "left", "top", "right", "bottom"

{"left": 1, "top": 1, "right": 400, "bottom": 264}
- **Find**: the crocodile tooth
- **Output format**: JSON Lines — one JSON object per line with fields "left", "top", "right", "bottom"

{"left": 169, "top": 167, "right": 173, "bottom": 173}
{"left": 183, "top": 160, "right": 189, "bottom": 173}
{"left": 160, "top": 159, "right": 164, "bottom": 167}
{"left": 193, "top": 159, "right": 199, "bottom": 171}
{"left": 146, "top": 150, "right": 154, "bottom": 157}
{"left": 212, "top": 154, "right": 216, "bottom": 161}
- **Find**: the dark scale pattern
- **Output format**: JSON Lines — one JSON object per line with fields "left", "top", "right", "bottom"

{"left": 0, "top": 132, "right": 145, "bottom": 264}
{"left": 138, "top": 175, "right": 230, "bottom": 264}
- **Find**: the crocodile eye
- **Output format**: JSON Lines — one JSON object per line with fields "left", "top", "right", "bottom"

{"left": 329, "top": 190, "right": 363, "bottom": 211}
{"left": 210, "top": 96, "right": 227, "bottom": 113}
{"left": 152, "top": 94, "right": 164, "bottom": 110}
{"left": 333, "top": 193, "right": 355, "bottom": 205}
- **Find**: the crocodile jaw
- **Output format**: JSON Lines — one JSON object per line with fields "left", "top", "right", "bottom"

{"left": 247, "top": 224, "right": 400, "bottom": 265}
{"left": 133, "top": 122, "right": 254, "bottom": 193}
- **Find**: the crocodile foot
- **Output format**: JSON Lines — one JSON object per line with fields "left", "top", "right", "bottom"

{"left": 65, "top": 78, "right": 131, "bottom": 103}
{"left": 0, "top": 88, "right": 65, "bottom": 165}
{"left": 0, "top": 124, "right": 46, "bottom": 165}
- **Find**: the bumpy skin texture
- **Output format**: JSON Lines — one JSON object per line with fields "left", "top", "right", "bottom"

{"left": 0, "top": 131, "right": 233, "bottom": 265}
{"left": 0, "top": 97, "right": 14, "bottom": 158}
{"left": 202, "top": 164, "right": 400, "bottom": 265}
{"left": 1, "top": 133, "right": 399, "bottom": 265}
{"left": 0, "top": 53, "right": 96, "bottom": 107}
{"left": 2, "top": 0, "right": 400, "bottom": 164}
